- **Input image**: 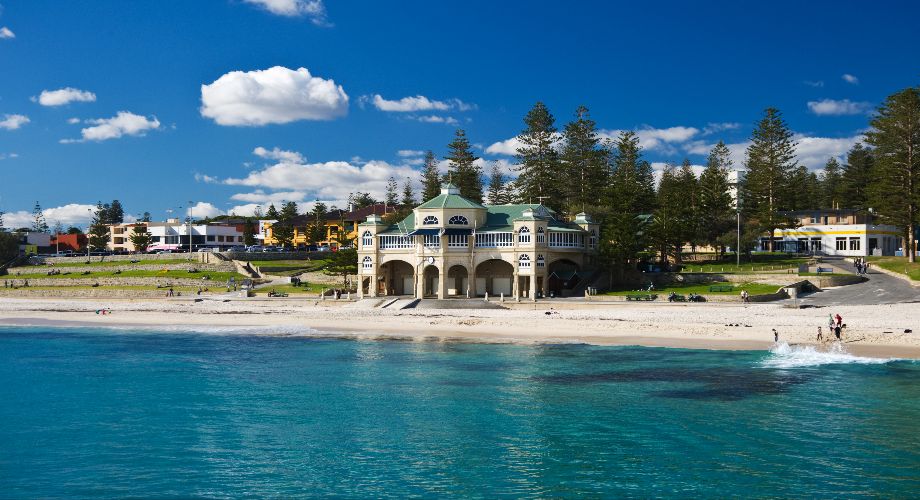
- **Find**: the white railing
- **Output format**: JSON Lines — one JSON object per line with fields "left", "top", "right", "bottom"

{"left": 475, "top": 232, "right": 514, "bottom": 248}
{"left": 447, "top": 234, "right": 468, "bottom": 248}
{"left": 424, "top": 234, "right": 440, "bottom": 248}
{"left": 548, "top": 232, "right": 584, "bottom": 248}
{"left": 379, "top": 235, "right": 414, "bottom": 249}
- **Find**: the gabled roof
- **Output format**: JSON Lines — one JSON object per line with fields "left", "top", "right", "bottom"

{"left": 416, "top": 183, "right": 488, "bottom": 210}
{"left": 378, "top": 203, "right": 590, "bottom": 234}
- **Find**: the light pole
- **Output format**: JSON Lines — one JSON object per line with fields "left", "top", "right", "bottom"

{"left": 736, "top": 209, "right": 741, "bottom": 267}
{"left": 187, "top": 201, "right": 193, "bottom": 258}
{"left": 86, "top": 208, "right": 92, "bottom": 259}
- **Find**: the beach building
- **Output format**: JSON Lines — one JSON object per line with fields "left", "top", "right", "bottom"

{"left": 262, "top": 203, "right": 400, "bottom": 249}
{"left": 765, "top": 209, "right": 902, "bottom": 256}
{"left": 107, "top": 220, "right": 246, "bottom": 252}
{"left": 13, "top": 231, "right": 52, "bottom": 255}
{"left": 357, "top": 183, "right": 599, "bottom": 300}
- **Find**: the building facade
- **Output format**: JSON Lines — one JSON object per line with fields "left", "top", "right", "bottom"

{"left": 357, "top": 184, "right": 599, "bottom": 300}
{"left": 108, "top": 220, "right": 246, "bottom": 252}
{"left": 262, "top": 203, "right": 399, "bottom": 249}
{"left": 766, "top": 209, "right": 902, "bottom": 257}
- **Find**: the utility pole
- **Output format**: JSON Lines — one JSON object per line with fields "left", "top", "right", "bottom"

{"left": 187, "top": 201, "right": 193, "bottom": 258}
{"left": 736, "top": 210, "right": 741, "bottom": 267}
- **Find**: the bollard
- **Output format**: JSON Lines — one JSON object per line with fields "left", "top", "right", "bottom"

{"left": 320, "top": 290, "right": 325, "bottom": 300}
{"left": 484, "top": 292, "right": 489, "bottom": 302}
{"left": 500, "top": 292, "right": 504, "bottom": 303}
{"left": 347, "top": 291, "right": 351, "bottom": 300}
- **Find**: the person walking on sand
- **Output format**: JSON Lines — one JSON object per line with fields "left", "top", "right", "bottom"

{"left": 773, "top": 328, "right": 779, "bottom": 343}
{"left": 834, "top": 313, "right": 843, "bottom": 340}
{"left": 817, "top": 326, "right": 823, "bottom": 342}
{"left": 741, "top": 290, "right": 749, "bottom": 303}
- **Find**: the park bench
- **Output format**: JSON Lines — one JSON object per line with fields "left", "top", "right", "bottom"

{"left": 816, "top": 267, "right": 833, "bottom": 273}
{"left": 626, "top": 294, "right": 657, "bottom": 301}
{"left": 709, "top": 285, "right": 734, "bottom": 292}
{"left": 668, "top": 294, "right": 687, "bottom": 302}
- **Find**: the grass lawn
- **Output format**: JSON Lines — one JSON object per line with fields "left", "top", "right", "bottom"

{"left": 867, "top": 256, "right": 920, "bottom": 281}
{"left": 29, "top": 258, "right": 191, "bottom": 268}
{"left": 0, "top": 285, "right": 207, "bottom": 292}
{"left": 249, "top": 259, "right": 328, "bottom": 277}
{"left": 252, "top": 283, "right": 327, "bottom": 295}
{"left": 602, "top": 281, "right": 781, "bottom": 296}
{"left": 680, "top": 254, "right": 810, "bottom": 274}
{"left": 6, "top": 270, "right": 246, "bottom": 281}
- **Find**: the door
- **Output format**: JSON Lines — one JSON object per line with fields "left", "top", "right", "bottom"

{"left": 402, "top": 277, "right": 414, "bottom": 296}
{"left": 492, "top": 277, "right": 512, "bottom": 296}
{"left": 476, "top": 277, "right": 487, "bottom": 296}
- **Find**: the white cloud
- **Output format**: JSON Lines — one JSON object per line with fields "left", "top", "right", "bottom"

{"left": 413, "top": 114, "right": 458, "bottom": 125}
{"left": 67, "top": 117, "right": 81, "bottom": 124}
{"left": 253, "top": 146, "right": 304, "bottom": 163}
{"left": 0, "top": 152, "right": 18, "bottom": 160}
{"left": 702, "top": 122, "right": 740, "bottom": 135}
{"left": 0, "top": 26, "right": 13, "bottom": 39}
{"left": 34, "top": 87, "right": 96, "bottom": 106}
{"left": 370, "top": 94, "right": 474, "bottom": 113}
{"left": 803, "top": 80, "right": 824, "bottom": 88}
{"left": 194, "top": 173, "right": 220, "bottom": 184}
{"left": 0, "top": 114, "right": 29, "bottom": 130}
{"left": 842, "top": 74, "right": 859, "bottom": 85}
{"left": 221, "top": 158, "right": 420, "bottom": 204}
{"left": 807, "top": 98, "right": 872, "bottom": 116}
{"left": 485, "top": 136, "right": 524, "bottom": 156}
{"left": 793, "top": 134, "right": 862, "bottom": 169}
{"left": 188, "top": 202, "right": 223, "bottom": 219}
{"left": 397, "top": 149, "right": 424, "bottom": 157}
{"left": 3, "top": 203, "right": 97, "bottom": 229}
{"left": 200, "top": 66, "right": 348, "bottom": 126}
{"left": 62, "top": 111, "right": 160, "bottom": 142}
{"left": 230, "top": 190, "right": 309, "bottom": 204}
{"left": 243, "top": 0, "right": 328, "bottom": 24}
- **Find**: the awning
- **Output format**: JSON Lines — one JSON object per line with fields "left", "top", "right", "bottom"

{"left": 549, "top": 270, "right": 580, "bottom": 280}
{"left": 443, "top": 228, "right": 472, "bottom": 236}
{"left": 407, "top": 228, "right": 440, "bottom": 236}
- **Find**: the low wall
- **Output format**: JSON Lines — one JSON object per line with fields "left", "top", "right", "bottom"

{"left": 637, "top": 272, "right": 806, "bottom": 287}
{"left": 219, "top": 251, "right": 327, "bottom": 262}
{"left": 0, "top": 289, "right": 221, "bottom": 298}
{"left": 43, "top": 253, "right": 198, "bottom": 265}
{"left": 2, "top": 277, "right": 226, "bottom": 287}
{"left": 7, "top": 262, "right": 235, "bottom": 275}
{"left": 815, "top": 275, "right": 867, "bottom": 288}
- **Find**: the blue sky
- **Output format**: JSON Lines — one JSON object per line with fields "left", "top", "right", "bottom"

{"left": 1, "top": 0, "right": 918, "bottom": 228}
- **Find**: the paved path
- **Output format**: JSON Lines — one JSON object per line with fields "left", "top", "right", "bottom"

{"left": 793, "top": 258, "right": 920, "bottom": 306}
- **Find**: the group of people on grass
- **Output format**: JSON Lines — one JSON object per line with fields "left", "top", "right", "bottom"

{"left": 854, "top": 258, "right": 871, "bottom": 276}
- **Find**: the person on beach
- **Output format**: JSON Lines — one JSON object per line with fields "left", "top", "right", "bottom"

{"left": 773, "top": 329, "right": 779, "bottom": 342}
{"left": 817, "top": 327, "right": 823, "bottom": 342}
{"left": 834, "top": 313, "right": 843, "bottom": 340}
{"left": 741, "top": 290, "right": 749, "bottom": 303}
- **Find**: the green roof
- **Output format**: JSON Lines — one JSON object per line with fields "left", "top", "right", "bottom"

{"left": 416, "top": 193, "right": 487, "bottom": 210}
{"left": 379, "top": 202, "right": 590, "bottom": 235}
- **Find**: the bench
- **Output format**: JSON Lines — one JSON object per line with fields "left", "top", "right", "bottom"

{"left": 668, "top": 294, "right": 687, "bottom": 302}
{"left": 816, "top": 267, "right": 833, "bottom": 273}
{"left": 626, "top": 294, "right": 657, "bottom": 301}
{"left": 709, "top": 285, "right": 734, "bottom": 292}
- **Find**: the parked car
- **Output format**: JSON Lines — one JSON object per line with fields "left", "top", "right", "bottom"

{"left": 229, "top": 245, "right": 246, "bottom": 252}
{"left": 197, "top": 247, "right": 216, "bottom": 253}
{"left": 317, "top": 245, "right": 330, "bottom": 252}
{"left": 246, "top": 245, "right": 264, "bottom": 253}
{"left": 156, "top": 249, "right": 174, "bottom": 254}
{"left": 262, "top": 246, "right": 277, "bottom": 252}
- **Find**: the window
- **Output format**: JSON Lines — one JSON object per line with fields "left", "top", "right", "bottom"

{"left": 589, "top": 230, "right": 597, "bottom": 249}
{"left": 362, "top": 256, "right": 373, "bottom": 270}
{"left": 536, "top": 255, "right": 545, "bottom": 267}
{"left": 548, "top": 231, "right": 585, "bottom": 248}
{"left": 810, "top": 214, "right": 819, "bottom": 224}
{"left": 849, "top": 237, "right": 860, "bottom": 251}
{"left": 810, "top": 238, "right": 822, "bottom": 252}
{"left": 518, "top": 254, "right": 531, "bottom": 269}
{"left": 447, "top": 234, "right": 468, "bottom": 248}
{"left": 207, "top": 235, "right": 215, "bottom": 242}
{"left": 448, "top": 215, "right": 468, "bottom": 225}
{"left": 422, "top": 216, "right": 439, "bottom": 225}
{"left": 217, "top": 235, "right": 225, "bottom": 242}
{"left": 518, "top": 226, "right": 531, "bottom": 244}
{"left": 475, "top": 232, "right": 514, "bottom": 248}
{"left": 362, "top": 230, "right": 373, "bottom": 247}
{"left": 536, "top": 226, "right": 545, "bottom": 244}
{"left": 238, "top": 236, "right": 244, "bottom": 242}
{"left": 835, "top": 237, "right": 846, "bottom": 251}
{"left": 380, "top": 235, "right": 414, "bottom": 249}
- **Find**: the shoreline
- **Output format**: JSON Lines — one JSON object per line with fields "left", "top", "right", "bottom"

{"left": 1, "top": 297, "right": 918, "bottom": 359}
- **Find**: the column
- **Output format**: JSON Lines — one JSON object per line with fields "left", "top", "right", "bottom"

{"left": 368, "top": 272, "right": 377, "bottom": 297}
{"left": 469, "top": 265, "right": 476, "bottom": 298}
{"left": 512, "top": 271, "right": 520, "bottom": 301}
{"left": 415, "top": 267, "right": 424, "bottom": 299}
{"left": 529, "top": 274, "right": 537, "bottom": 301}
{"left": 438, "top": 266, "right": 447, "bottom": 300}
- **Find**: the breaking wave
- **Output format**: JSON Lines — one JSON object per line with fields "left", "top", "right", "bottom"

{"left": 761, "top": 342, "right": 898, "bottom": 369}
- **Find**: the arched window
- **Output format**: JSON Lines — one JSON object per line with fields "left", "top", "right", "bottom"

{"left": 589, "top": 229, "right": 597, "bottom": 249}
{"left": 448, "top": 215, "right": 468, "bottom": 225}
{"left": 518, "top": 226, "right": 531, "bottom": 244}
{"left": 362, "top": 256, "right": 373, "bottom": 270}
{"left": 536, "top": 226, "right": 545, "bottom": 244}
{"left": 422, "top": 215, "right": 439, "bottom": 225}
{"left": 536, "top": 254, "right": 546, "bottom": 267}
{"left": 361, "top": 230, "right": 373, "bottom": 248}
{"left": 518, "top": 254, "right": 531, "bottom": 269}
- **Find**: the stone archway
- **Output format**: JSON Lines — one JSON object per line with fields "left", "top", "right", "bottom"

{"left": 422, "top": 265, "right": 440, "bottom": 297}
{"left": 447, "top": 265, "right": 469, "bottom": 297}
{"left": 474, "top": 259, "right": 514, "bottom": 297}
{"left": 547, "top": 259, "right": 581, "bottom": 297}
{"left": 379, "top": 259, "right": 414, "bottom": 295}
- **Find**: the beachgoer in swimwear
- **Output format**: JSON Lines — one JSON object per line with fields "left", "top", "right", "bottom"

{"left": 773, "top": 328, "right": 779, "bottom": 342}
{"left": 817, "top": 327, "right": 823, "bottom": 342}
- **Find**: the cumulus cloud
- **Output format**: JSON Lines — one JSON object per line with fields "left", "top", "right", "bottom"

{"left": 230, "top": 190, "right": 309, "bottom": 204}
{"left": 61, "top": 111, "right": 160, "bottom": 142}
{"left": 0, "top": 114, "right": 29, "bottom": 130}
{"left": 188, "top": 201, "right": 223, "bottom": 219}
{"left": 0, "top": 26, "right": 13, "bottom": 39}
{"left": 485, "top": 136, "right": 524, "bottom": 156}
{"left": 372, "top": 94, "right": 450, "bottom": 112}
{"left": 702, "top": 122, "right": 740, "bottom": 135}
{"left": 793, "top": 134, "right": 863, "bottom": 169}
{"left": 397, "top": 149, "right": 424, "bottom": 157}
{"left": 67, "top": 117, "right": 81, "bottom": 124}
{"left": 194, "top": 173, "right": 220, "bottom": 184}
{"left": 243, "top": 0, "right": 328, "bottom": 24}
{"left": 200, "top": 66, "right": 348, "bottom": 126}
{"left": 34, "top": 87, "right": 96, "bottom": 106}
{"left": 3, "top": 203, "right": 97, "bottom": 229}
{"left": 0, "top": 152, "right": 19, "bottom": 160}
{"left": 803, "top": 80, "right": 824, "bottom": 88}
{"left": 253, "top": 146, "right": 304, "bottom": 163}
{"left": 807, "top": 98, "right": 872, "bottom": 116}
{"left": 413, "top": 114, "right": 458, "bottom": 125}
{"left": 842, "top": 74, "right": 859, "bottom": 85}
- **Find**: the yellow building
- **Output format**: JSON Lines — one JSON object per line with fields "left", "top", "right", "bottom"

{"left": 263, "top": 204, "right": 400, "bottom": 249}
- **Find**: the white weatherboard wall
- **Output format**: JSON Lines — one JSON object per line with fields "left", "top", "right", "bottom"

{"left": 773, "top": 224, "right": 901, "bottom": 257}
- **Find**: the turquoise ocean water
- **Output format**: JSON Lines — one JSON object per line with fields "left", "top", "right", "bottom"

{"left": 0, "top": 325, "right": 918, "bottom": 498}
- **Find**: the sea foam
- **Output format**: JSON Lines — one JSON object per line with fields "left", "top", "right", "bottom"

{"left": 761, "top": 342, "right": 897, "bottom": 369}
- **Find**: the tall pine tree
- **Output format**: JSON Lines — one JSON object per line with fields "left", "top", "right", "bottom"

{"left": 675, "top": 159, "right": 701, "bottom": 257}
{"left": 743, "top": 107, "right": 798, "bottom": 251}
{"left": 560, "top": 105, "right": 607, "bottom": 214}
{"left": 698, "top": 141, "right": 735, "bottom": 257}
{"left": 444, "top": 129, "right": 483, "bottom": 203}
{"left": 866, "top": 87, "right": 920, "bottom": 262}
{"left": 840, "top": 143, "right": 874, "bottom": 211}
{"left": 400, "top": 178, "right": 416, "bottom": 206}
{"left": 384, "top": 176, "right": 399, "bottom": 206}
{"left": 31, "top": 202, "right": 49, "bottom": 232}
{"left": 650, "top": 164, "right": 683, "bottom": 265}
{"left": 515, "top": 102, "right": 563, "bottom": 211}
{"left": 486, "top": 162, "right": 511, "bottom": 205}
{"left": 820, "top": 158, "right": 844, "bottom": 209}
{"left": 419, "top": 151, "right": 441, "bottom": 202}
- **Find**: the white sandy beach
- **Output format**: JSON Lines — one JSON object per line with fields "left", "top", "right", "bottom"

{"left": 1, "top": 297, "right": 918, "bottom": 359}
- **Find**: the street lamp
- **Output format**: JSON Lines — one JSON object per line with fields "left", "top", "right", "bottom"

{"left": 86, "top": 208, "right": 92, "bottom": 259}
{"left": 187, "top": 201, "right": 193, "bottom": 257}
{"left": 736, "top": 209, "right": 741, "bottom": 267}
